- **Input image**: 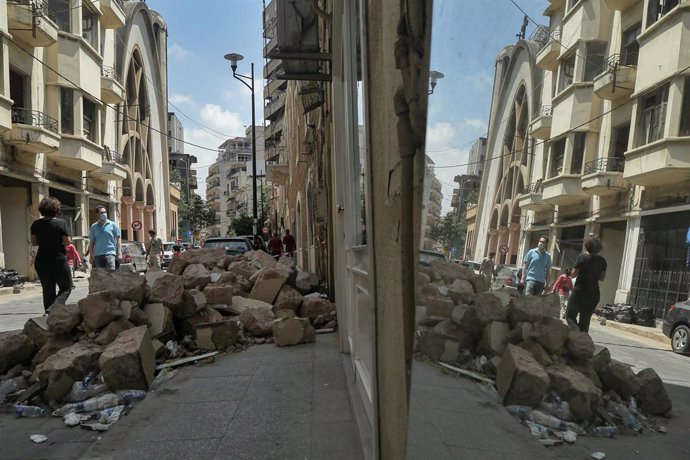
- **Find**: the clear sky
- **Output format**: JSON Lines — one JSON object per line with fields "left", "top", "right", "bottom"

{"left": 146, "top": 0, "right": 547, "bottom": 201}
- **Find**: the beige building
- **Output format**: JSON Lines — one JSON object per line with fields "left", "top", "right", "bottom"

{"left": 420, "top": 156, "right": 443, "bottom": 250}
{"left": 169, "top": 183, "right": 180, "bottom": 242}
{"left": 0, "top": 0, "right": 169, "bottom": 276}
{"left": 473, "top": 0, "right": 690, "bottom": 318}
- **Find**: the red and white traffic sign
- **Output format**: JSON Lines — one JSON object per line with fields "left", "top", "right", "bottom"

{"left": 499, "top": 244, "right": 509, "bottom": 254}
{"left": 262, "top": 227, "right": 269, "bottom": 235}
{"left": 132, "top": 220, "right": 143, "bottom": 231}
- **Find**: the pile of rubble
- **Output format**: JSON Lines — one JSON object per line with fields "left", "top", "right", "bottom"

{"left": 0, "top": 249, "right": 335, "bottom": 429}
{"left": 415, "top": 260, "right": 672, "bottom": 445}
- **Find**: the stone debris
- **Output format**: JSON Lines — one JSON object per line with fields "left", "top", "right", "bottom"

{"left": 1, "top": 250, "right": 332, "bottom": 430}
{"left": 414, "top": 259, "right": 673, "bottom": 448}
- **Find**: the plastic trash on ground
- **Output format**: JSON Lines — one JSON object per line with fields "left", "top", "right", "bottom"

{"left": 591, "top": 452, "right": 606, "bottom": 460}
{"left": 67, "top": 381, "right": 109, "bottom": 403}
{"left": 527, "top": 410, "right": 584, "bottom": 434}
{"left": 30, "top": 434, "right": 47, "bottom": 443}
{"left": 81, "top": 422, "right": 110, "bottom": 431}
{"left": 63, "top": 413, "right": 90, "bottom": 427}
{"left": 522, "top": 420, "right": 562, "bottom": 446}
{"left": 14, "top": 405, "right": 46, "bottom": 418}
{"left": 165, "top": 341, "right": 179, "bottom": 358}
{"left": 116, "top": 390, "right": 147, "bottom": 404}
{"left": 0, "top": 380, "right": 18, "bottom": 401}
{"left": 99, "top": 405, "right": 126, "bottom": 424}
{"left": 505, "top": 405, "right": 531, "bottom": 419}
{"left": 608, "top": 401, "right": 642, "bottom": 432}
{"left": 591, "top": 426, "right": 618, "bottom": 438}
{"left": 53, "top": 393, "right": 120, "bottom": 416}
{"left": 150, "top": 368, "right": 178, "bottom": 390}
{"left": 539, "top": 392, "right": 574, "bottom": 421}
{"left": 554, "top": 430, "right": 578, "bottom": 444}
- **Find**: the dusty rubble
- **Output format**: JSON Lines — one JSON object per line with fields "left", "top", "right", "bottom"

{"left": 415, "top": 260, "right": 673, "bottom": 446}
{"left": 0, "top": 249, "right": 334, "bottom": 430}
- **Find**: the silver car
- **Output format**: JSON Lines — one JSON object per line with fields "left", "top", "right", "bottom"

{"left": 119, "top": 242, "right": 148, "bottom": 273}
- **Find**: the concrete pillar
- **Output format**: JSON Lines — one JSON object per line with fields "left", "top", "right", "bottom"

{"left": 497, "top": 226, "right": 509, "bottom": 264}
{"left": 487, "top": 228, "right": 498, "bottom": 259}
{"left": 121, "top": 196, "right": 134, "bottom": 241}
{"left": 506, "top": 223, "right": 521, "bottom": 265}
{"left": 144, "top": 205, "right": 155, "bottom": 235}
{"left": 134, "top": 201, "right": 145, "bottom": 242}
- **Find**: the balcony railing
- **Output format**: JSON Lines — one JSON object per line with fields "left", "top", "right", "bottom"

{"left": 599, "top": 52, "right": 639, "bottom": 75}
{"left": 113, "top": 0, "right": 124, "bottom": 8}
{"left": 104, "top": 146, "right": 127, "bottom": 165}
{"left": 14, "top": 0, "right": 54, "bottom": 19}
{"left": 101, "top": 65, "right": 123, "bottom": 84}
{"left": 523, "top": 180, "right": 543, "bottom": 194}
{"left": 11, "top": 108, "right": 58, "bottom": 133}
{"left": 533, "top": 105, "right": 552, "bottom": 120}
{"left": 584, "top": 157, "right": 625, "bottom": 175}
{"left": 537, "top": 27, "right": 561, "bottom": 50}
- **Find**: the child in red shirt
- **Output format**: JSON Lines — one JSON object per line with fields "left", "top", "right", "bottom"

{"left": 551, "top": 267, "right": 573, "bottom": 319}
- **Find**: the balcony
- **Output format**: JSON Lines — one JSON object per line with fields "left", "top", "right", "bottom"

{"left": 91, "top": 148, "right": 128, "bottom": 181}
{"left": 624, "top": 138, "right": 690, "bottom": 187}
{"left": 0, "top": 95, "right": 12, "bottom": 133}
{"left": 518, "top": 181, "right": 551, "bottom": 211}
{"left": 8, "top": 0, "right": 59, "bottom": 47}
{"left": 593, "top": 54, "right": 637, "bottom": 101}
{"left": 101, "top": 66, "right": 125, "bottom": 104}
{"left": 264, "top": 92, "right": 286, "bottom": 120}
{"left": 49, "top": 135, "right": 103, "bottom": 171}
{"left": 5, "top": 108, "right": 60, "bottom": 153}
{"left": 581, "top": 157, "right": 627, "bottom": 196}
{"left": 264, "top": 77, "right": 287, "bottom": 100}
{"left": 263, "top": 57, "right": 283, "bottom": 79}
{"left": 99, "top": 0, "right": 126, "bottom": 29}
{"left": 264, "top": 36, "right": 278, "bottom": 59}
{"left": 551, "top": 83, "right": 596, "bottom": 138}
{"left": 536, "top": 29, "right": 561, "bottom": 71}
{"left": 604, "top": 0, "right": 638, "bottom": 11}
{"left": 529, "top": 106, "right": 552, "bottom": 140}
{"left": 266, "top": 161, "right": 289, "bottom": 185}
{"left": 542, "top": 175, "right": 589, "bottom": 206}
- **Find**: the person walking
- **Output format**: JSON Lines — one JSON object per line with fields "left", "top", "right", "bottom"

{"left": 269, "top": 232, "right": 283, "bottom": 260}
{"left": 551, "top": 267, "right": 573, "bottom": 319}
{"left": 520, "top": 236, "right": 552, "bottom": 296}
{"left": 30, "top": 197, "right": 73, "bottom": 313}
{"left": 283, "top": 229, "right": 296, "bottom": 258}
{"left": 65, "top": 242, "right": 82, "bottom": 279}
{"left": 480, "top": 252, "right": 496, "bottom": 287}
{"left": 566, "top": 236, "right": 607, "bottom": 333}
{"left": 88, "top": 205, "right": 121, "bottom": 270}
{"left": 146, "top": 230, "right": 163, "bottom": 271}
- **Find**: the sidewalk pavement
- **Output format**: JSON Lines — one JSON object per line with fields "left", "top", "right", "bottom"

{"left": 0, "top": 333, "right": 364, "bottom": 460}
{"left": 593, "top": 315, "right": 668, "bottom": 346}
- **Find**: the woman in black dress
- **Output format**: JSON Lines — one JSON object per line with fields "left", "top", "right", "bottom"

{"left": 30, "top": 197, "right": 73, "bottom": 313}
{"left": 565, "top": 236, "right": 607, "bottom": 333}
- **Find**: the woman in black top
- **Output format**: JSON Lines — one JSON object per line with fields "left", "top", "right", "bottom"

{"left": 30, "top": 197, "right": 73, "bottom": 312}
{"left": 565, "top": 236, "right": 607, "bottom": 333}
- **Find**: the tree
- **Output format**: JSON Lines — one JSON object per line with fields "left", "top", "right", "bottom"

{"left": 178, "top": 193, "right": 216, "bottom": 232}
{"left": 430, "top": 211, "right": 467, "bottom": 257}
{"left": 229, "top": 214, "right": 254, "bottom": 236}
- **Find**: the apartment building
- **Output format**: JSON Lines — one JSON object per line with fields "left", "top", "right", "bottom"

{"left": 467, "top": 136, "right": 487, "bottom": 177}
{"left": 473, "top": 0, "right": 690, "bottom": 317}
{"left": 0, "top": 0, "right": 169, "bottom": 276}
{"left": 263, "top": 0, "right": 286, "bottom": 164}
{"left": 420, "top": 156, "right": 443, "bottom": 250}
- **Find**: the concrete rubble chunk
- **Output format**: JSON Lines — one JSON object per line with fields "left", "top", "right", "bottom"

{"left": 182, "top": 263, "right": 211, "bottom": 290}
{"left": 151, "top": 339, "right": 166, "bottom": 358}
{"left": 436, "top": 285, "right": 449, "bottom": 297}
{"left": 33, "top": 337, "right": 75, "bottom": 366}
{"left": 294, "top": 270, "right": 319, "bottom": 294}
{"left": 566, "top": 330, "right": 595, "bottom": 360}
{"left": 447, "top": 279, "right": 474, "bottom": 305}
{"left": 272, "top": 317, "right": 316, "bottom": 347}
{"left": 169, "top": 290, "right": 197, "bottom": 320}
{"left": 149, "top": 274, "right": 185, "bottom": 309}
{"left": 433, "top": 320, "right": 476, "bottom": 349}
{"left": 299, "top": 294, "right": 336, "bottom": 323}
{"left": 468, "top": 274, "right": 489, "bottom": 294}
{"left": 178, "top": 307, "right": 225, "bottom": 337}
{"left": 599, "top": 360, "right": 641, "bottom": 399}
{"left": 0, "top": 331, "right": 36, "bottom": 374}
{"left": 425, "top": 297, "right": 455, "bottom": 317}
{"left": 519, "top": 322, "right": 533, "bottom": 341}
{"left": 529, "top": 316, "right": 570, "bottom": 353}
{"left": 119, "top": 300, "right": 137, "bottom": 321}
{"left": 275, "top": 309, "right": 297, "bottom": 320}
{"left": 46, "top": 304, "right": 82, "bottom": 337}
{"left": 570, "top": 360, "right": 602, "bottom": 389}
{"left": 142, "top": 303, "right": 176, "bottom": 341}
{"left": 203, "top": 285, "right": 235, "bottom": 306}
{"left": 180, "top": 247, "right": 227, "bottom": 269}
{"left": 416, "top": 272, "right": 431, "bottom": 286}
{"left": 635, "top": 368, "right": 672, "bottom": 415}
{"left": 230, "top": 296, "right": 272, "bottom": 316}
{"left": 496, "top": 344, "right": 550, "bottom": 408}
{"left": 274, "top": 285, "right": 304, "bottom": 312}
{"left": 244, "top": 250, "right": 277, "bottom": 269}
{"left": 95, "top": 319, "right": 135, "bottom": 346}
{"left": 239, "top": 307, "right": 276, "bottom": 336}
{"left": 429, "top": 260, "right": 473, "bottom": 282}
{"left": 89, "top": 268, "right": 146, "bottom": 304}
{"left": 547, "top": 364, "right": 601, "bottom": 421}
{"left": 78, "top": 291, "right": 123, "bottom": 330}
{"left": 24, "top": 316, "right": 51, "bottom": 349}
{"left": 249, "top": 267, "right": 289, "bottom": 304}
{"left": 227, "top": 261, "right": 258, "bottom": 281}
{"left": 506, "top": 295, "right": 560, "bottom": 326}
{"left": 99, "top": 326, "right": 155, "bottom": 392}
{"left": 477, "top": 321, "right": 511, "bottom": 357}
{"left": 145, "top": 270, "right": 168, "bottom": 287}
{"left": 471, "top": 292, "right": 506, "bottom": 324}
{"left": 591, "top": 345, "right": 611, "bottom": 372}
{"left": 128, "top": 307, "right": 151, "bottom": 328}
{"left": 188, "top": 289, "right": 207, "bottom": 312}
{"left": 36, "top": 342, "right": 102, "bottom": 401}
{"left": 503, "top": 327, "right": 524, "bottom": 346}
{"left": 195, "top": 320, "right": 240, "bottom": 350}
{"left": 417, "top": 330, "right": 446, "bottom": 362}
{"left": 518, "top": 340, "right": 553, "bottom": 367}
{"left": 166, "top": 255, "right": 189, "bottom": 275}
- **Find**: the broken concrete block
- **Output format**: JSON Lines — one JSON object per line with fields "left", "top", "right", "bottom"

{"left": 178, "top": 307, "right": 225, "bottom": 337}
{"left": 142, "top": 304, "right": 176, "bottom": 341}
{"left": 95, "top": 319, "right": 135, "bottom": 346}
{"left": 417, "top": 271, "right": 431, "bottom": 286}
{"left": 591, "top": 345, "right": 611, "bottom": 372}
{"left": 429, "top": 260, "right": 474, "bottom": 282}
{"left": 518, "top": 340, "right": 553, "bottom": 367}
{"left": 249, "top": 267, "right": 289, "bottom": 304}
{"left": 78, "top": 291, "right": 123, "bottom": 330}
{"left": 503, "top": 327, "right": 524, "bottom": 346}
{"left": 128, "top": 307, "right": 151, "bottom": 328}
{"left": 0, "top": 331, "right": 36, "bottom": 374}
{"left": 182, "top": 263, "right": 211, "bottom": 290}
{"left": 145, "top": 269, "right": 168, "bottom": 287}
{"left": 119, "top": 300, "right": 138, "bottom": 321}
{"left": 100, "top": 326, "right": 155, "bottom": 392}
{"left": 152, "top": 339, "right": 166, "bottom": 358}
{"left": 468, "top": 274, "right": 489, "bottom": 293}
{"left": 32, "top": 337, "right": 75, "bottom": 366}
{"left": 272, "top": 318, "right": 305, "bottom": 346}
{"left": 440, "top": 339, "right": 461, "bottom": 362}
{"left": 635, "top": 368, "right": 672, "bottom": 415}
{"left": 426, "top": 297, "right": 455, "bottom": 317}
{"left": 36, "top": 342, "right": 102, "bottom": 401}
{"left": 195, "top": 320, "right": 240, "bottom": 350}
{"left": 547, "top": 364, "right": 602, "bottom": 421}
{"left": 204, "top": 285, "right": 235, "bottom": 305}
{"left": 227, "top": 261, "right": 258, "bottom": 281}
{"left": 415, "top": 306, "right": 428, "bottom": 323}
{"left": 447, "top": 279, "right": 474, "bottom": 304}
{"left": 477, "top": 321, "right": 510, "bottom": 357}
{"left": 496, "top": 344, "right": 550, "bottom": 408}
{"left": 436, "top": 285, "right": 450, "bottom": 297}
{"left": 23, "top": 316, "right": 50, "bottom": 349}
{"left": 180, "top": 247, "right": 227, "bottom": 269}
{"left": 570, "top": 360, "right": 602, "bottom": 389}
{"left": 274, "top": 285, "right": 304, "bottom": 312}
{"left": 599, "top": 360, "right": 641, "bottom": 399}
{"left": 294, "top": 270, "right": 319, "bottom": 294}
{"left": 149, "top": 274, "right": 185, "bottom": 308}
{"left": 529, "top": 316, "right": 570, "bottom": 353}
{"left": 46, "top": 304, "right": 82, "bottom": 336}
{"left": 472, "top": 292, "right": 506, "bottom": 324}
{"left": 275, "top": 309, "right": 297, "bottom": 320}
{"left": 239, "top": 307, "right": 276, "bottom": 336}
{"left": 566, "top": 331, "right": 595, "bottom": 360}
{"left": 299, "top": 294, "right": 336, "bottom": 323}
{"left": 188, "top": 289, "right": 207, "bottom": 312}
{"left": 246, "top": 250, "right": 278, "bottom": 268}
{"left": 167, "top": 255, "right": 189, "bottom": 275}
{"left": 89, "top": 268, "right": 146, "bottom": 305}
{"left": 230, "top": 296, "right": 272, "bottom": 316}
{"left": 506, "top": 295, "right": 559, "bottom": 326}
{"left": 433, "top": 320, "right": 475, "bottom": 349}
{"left": 519, "top": 322, "right": 533, "bottom": 341}
{"left": 417, "top": 330, "right": 445, "bottom": 361}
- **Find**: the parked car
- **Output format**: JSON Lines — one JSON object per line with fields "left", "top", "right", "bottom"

{"left": 662, "top": 298, "right": 690, "bottom": 354}
{"left": 419, "top": 250, "right": 446, "bottom": 267}
{"left": 239, "top": 235, "right": 268, "bottom": 252}
{"left": 130, "top": 240, "right": 146, "bottom": 256}
{"left": 202, "top": 237, "right": 253, "bottom": 256}
{"left": 119, "top": 242, "right": 147, "bottom": 273}
{"left": 162, "top": 242, "right": 180, "bottom": 268}
{"left": 461, "top": 260, "right": 481, "bottom": 274}
{"left": 492, "top": 265, "right": 519, "bottom": 294}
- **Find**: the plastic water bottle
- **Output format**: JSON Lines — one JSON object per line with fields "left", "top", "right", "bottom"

{"left": 14, "top": 405, "right": 46, "bottom": 418}
{"left": 53, "top": 393, "right": 120, "bottom": 416}
{"left": 614, "top": 403, "right": 642, "bottom": 432}
{"left": 116, "top": 390, "right": 147, "bottom": 404}
{"left": 592, "top": 426, "right": 618, "bottom": 438}
{"left": 0, "top": 380, "right": 18, "bottom": 401}
{"left": 505, "top": 405, "right": 531, "bottom": 419}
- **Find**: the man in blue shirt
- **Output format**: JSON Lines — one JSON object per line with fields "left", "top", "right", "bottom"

{"left": 520, "top": 236, "right": 552, "bottom": 296}
{"left": 89, "top": 205, "right": 121, "bottom": 270}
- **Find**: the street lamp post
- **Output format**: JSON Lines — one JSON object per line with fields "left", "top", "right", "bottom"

{"left": 225, "top": 52, "right": 258, "bottom": 237}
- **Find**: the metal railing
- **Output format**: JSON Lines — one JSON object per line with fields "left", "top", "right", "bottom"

{"left": 113, "top": 0, "right": 125, "bottom": 9}
{"left": 599, "top": 52, "right": 639, "bottom": 76}
{"left": 104, "top": 146, "right": 126, "bottom": 165}
{"left": 522, "top": 180, "right": 543, "bottom": 194}
{"left": 583, "top": 157, "right": 625, "bottom": 175}
{"left": 11, "top": 107, "right": 58, "bottom": 133}
{"left": 13, "top": 0, "right": 53, "bottom": 18}
{"left": 101, "top": 65, "right": 123, "bottom": 84}
{"left": 533, "top": 105, "right": 552, "bottom": 120}
{"left": 536, "top": 27, "right": 561, "bottom": 50}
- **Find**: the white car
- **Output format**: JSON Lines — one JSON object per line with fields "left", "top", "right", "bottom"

{"left": 162, "top": 242, "right": 181, "bottom": 268}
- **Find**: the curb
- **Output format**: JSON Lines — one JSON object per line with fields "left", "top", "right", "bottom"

{"left": 594, "top": 315, "right": 668, "bottom": 346}
{"left": 0, "top": 277, "right": 88, "bottom": 297}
